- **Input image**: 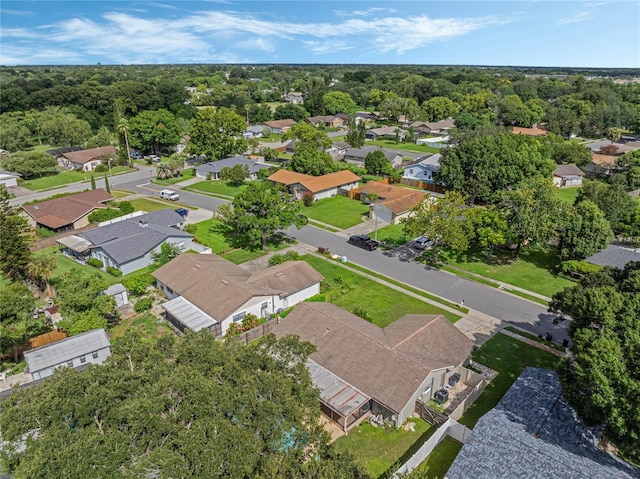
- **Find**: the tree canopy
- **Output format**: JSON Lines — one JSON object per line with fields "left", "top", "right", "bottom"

{"left": 188, "top": 107, "right": 247, "bottom": 161}
{"left": 0, "top": 332, "right": 366, "bottom": 478}
{"left": 549, "top": 262, "right": 640, "bottom": 461}
{"left": 2, "top": 151, "right": 57, "bottom": 179}
{"left": 559, "top": 200, "right": 614, "bottom": 260}
{"left": 129, "top": 109, "right": 181, "bottom": 155}
{"left": 0, "top": 185, "right": 32, "bottom": 281}
{"left": 218, "top": 182, "right": 307, "bottom": 250}
{"left": 364, "top": 150, "right": 391, "bottom": 176}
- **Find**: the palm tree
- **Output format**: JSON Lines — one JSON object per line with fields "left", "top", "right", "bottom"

{"left": 118, "top": 117, "right": 132, "bottom": 167}
{"left": 27, "top": 255, "right": 57, "bottom": 298}
{"left": 156, "top": 163, "right": 172, "bottom": 180}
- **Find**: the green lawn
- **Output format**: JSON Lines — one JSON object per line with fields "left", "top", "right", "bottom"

{"left": 458, "top": 333, "right": 561, "bottom": 429}
{"left": 152, "top": 169, "right": 195, "bottom": 185}
{"left": 109, "top": 312, "right": 171, "bottom": 340}
{"left": 303, "top": 196, "right": 370, "bottom": 229}
{"left": 367, "top": 223, "right": 409, "bottom": 246}
{"left": 221, "top": 241, "right": 290, "bottom": 265}
{"left": 129, "top": 197, "right": 194, "bottom": 213}
{"left": 333, "top": 419, "right": 433, "bottom": 479}
{"left": 302, "top": 255, "right": 457, "bottom": 327}
{"left": 504, "top": 326, "right": 566, "bottom": 352}
{"left": 409, "top": 436, "right": 463, "bottom": 479}
{"left": 365, "top": 139, "right": 441, "bottom": 154}
{"left": 186, "top": 180, "right": 254, "bottom": 198}
{"left": 20, "top": 167, "right": 133, "bottom": 191}
{"left": 439, "top": 246, "right": 575, "bottom": 298}
{"left": 556, "top": 187, "right": 580, "bottom": 205}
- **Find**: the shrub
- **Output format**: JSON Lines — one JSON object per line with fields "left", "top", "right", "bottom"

{"left": 225, "top": 313, "right": 261, "bottom": 337}
{"left": 123, "top": 274, "right": 155, "bottom": 296}
{"left": 559, "top": 260, "right": 603, "bottom": 279}
{"left": 118, "top": 201, "right": 134, "bottom": 214}
{"left": 87, "top": 258, "right": 103, "bottom": 269}
{"left": 268, "top": 251, "right": 300, "bottom": 266}
{"left": 353, "top": 306, "right": 371, "bottom": 321}
{"left": 94, "top": 164, "right": 108, "bottom": 173}
{"left": 206, "top": 172, "right": 212, "bottom": 180}
{"left": 268, "top": 254, "right": 285, "bottom": 266}
{"left": 106, "top": 266, "right": 122, "bottom": 277}
{"left": 88, "top": 208, "right": 124, "bottom": 223}
{"left": 134, "top": 296, "right": 154, "bottom": 312}
{"left": 302, "top": 191, "right": 314, "bottom": 206}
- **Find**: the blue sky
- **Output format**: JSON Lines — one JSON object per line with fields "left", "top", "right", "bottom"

{"left": 1, "top": 1, "right": 638, "bottom": 67}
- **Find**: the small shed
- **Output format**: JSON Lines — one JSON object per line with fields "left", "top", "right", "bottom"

{"left": 104, "top": 283, "right": 129, "bottom": 307}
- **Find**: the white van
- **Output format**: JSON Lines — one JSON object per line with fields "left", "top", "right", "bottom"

{"left": 160, "top": 189, "right": 179, "bottom": 201}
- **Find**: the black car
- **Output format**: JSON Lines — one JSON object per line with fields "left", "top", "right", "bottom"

{"left": 347, "top": 235, "right": 379, "bottom": 251}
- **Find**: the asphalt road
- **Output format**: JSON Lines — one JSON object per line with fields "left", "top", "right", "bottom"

{"left": 285, "top": 224, "right": 569, "bottom": 342}
{"left": 12, "top": 168, "right": 568, "bottom": 342}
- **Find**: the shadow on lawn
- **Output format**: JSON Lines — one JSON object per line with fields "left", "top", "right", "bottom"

{"left": 381, "top": 425, "right": 437, "bottom": 479}
{"left": 208, "top": 221, "right": 295, "bottom": 252}
{"left": 446, "top": 246, "right": 562, "bottom": 276}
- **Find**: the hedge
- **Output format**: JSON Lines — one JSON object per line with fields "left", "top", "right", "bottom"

{"left": 87, "top": 258, "right": 103, "bottom": 269}
{"left": 106, "top": 266, "right": 123, "bottom": 277}
{"left": 134, "top": 296, "right": 154, "bottom": 312}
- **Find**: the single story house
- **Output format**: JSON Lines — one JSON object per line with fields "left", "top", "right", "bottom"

{"left": 243, "top": 125, "right": 269, "bottom": 139}
{"left": 24, "top": 328, "right": 111, "bottom": 381}
{"left": 152, "top": 254, "right": 323, "bottom": 337}
{"left": 256, "top": 140, "right": 289, "bottom": 153}
{"left": 56, "top": 146, "right": 118, "bottom": 172}
{"left": 586, "top": 139, "right": 640, "bottom": 155}
{"left": 359, "top": 181, "right": 428, "bottom": 225}
{"left": 267, "top": 169, "right": 361, "bottom": 201}
{"left": 283, "top": 140, "right": 349, "bottom": 160}
{"left": 194, "top": 155, "right": 272, "bottom": 180}
{"left": 553, "top": 164, "right": 584, "bottom": 187}
{"left": 343, "top": 147, "right": 403, "bottom": 169}
{"left": 584, "top": 153, "right": 620, "bottom": 177}
{"left": 410, "top": 119, "right": 456, "bottom": 136}
{"left": 415, "top": 136, "right": 450, "bottom": 149}
{"left": 304, "top": 115, "right": 344, "bottom": 128}
{"left": 365, "top": 126, "right": 408, "bottom": 141}
{"left": 260, "top": 119, "right": 297, "bottom": 134}
{"left": 586, "top": 244, "right": 640, "bottom": 269}
{"left": 271, "top": 302, "right": 474, "bottom": 432}
{"left": 447, "top": 367, "right": 640, "bottom": 479}
{"left": 403, "top": 154, "right": 442, "bottom": 182}
{"left": 511, "top": 126, "right": 549, "bottom": 136}
{"left": 284, "top": 92, "right": 304, "bottom": 104}
{"left": 0, "top": 170, "right": 21, "bottom": 187}
{"left": 22, "top": 188, "right": 113, "bottom": 232}
{"left": 58, "top": 209, "right": 208, "bottom": 275}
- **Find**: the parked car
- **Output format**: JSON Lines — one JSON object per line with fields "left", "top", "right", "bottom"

{"left": 130, "top": 152, "right": 143, "bottom": 160}
{"left": 160, "top": 189, "right": 179, "bottom": 201}
{"left": 174, "top": 207, "right": 189, "bottom": 218}
{"left": 414, "top": 236, "right": 433, "bottom": 250}
{"left": 347, "top": 235, "right": 379, "bottom": 251}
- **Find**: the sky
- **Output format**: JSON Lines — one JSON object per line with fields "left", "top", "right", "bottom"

{"left": 1, "top": 1, "right": 639, "bottom": 68}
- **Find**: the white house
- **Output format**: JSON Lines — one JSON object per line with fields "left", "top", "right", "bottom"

{"left": 57, "top": 209, "right": 209, "bottom": 275}
{"left": 24, "top": 329, "right": 111, "bottom": 380}
{"left": 403, "top": 154, "right": 442, "bottom": 182}
{"left": 0, "top": 170, "right": 21, "bottom": 187}
{"left": 56, "top": 146, "right": 118, "bottom": 172}
{"left": 152, "top": 254, "right": 323, "bottom": 337}
{"left": 267, "top": 169, "right": 361, "bottom": 201}
{"left": 553, "top": 164, "right": 584, "bottom": 188}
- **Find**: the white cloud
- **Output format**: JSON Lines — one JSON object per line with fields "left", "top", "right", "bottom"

{"left": 556, "top": 10, "right": 593, "bottom": 25}
{"left": 0, "top": 9, "right": 36, "bottom": 16}
{"left": 333, "top": 7, "right": 396, "bottom": 17}
{"left": 236, "top": 37, "right": 275, "bottom": 53}
{"left": 302, "top": 40, "right": 354, "bottom": 54}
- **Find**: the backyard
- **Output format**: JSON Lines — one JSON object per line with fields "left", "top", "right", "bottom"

{"left": 332, "top": 419, "right": 433, "bottom": 479}
{"left": 109, "top": 312, "right": 172, "bottom": 340}
{"left": 302, "top": 254, "right": 457, "bottom": 327}
{"left": 185, "top": 180, "right": 255, "bottom": 198}
{"left": 365, "top": 139, "right": 441, "bottom": 155}
{"left": 458, "top": 333, "right": 561, "bottom": 429}
{"left": 303, "top": 196, "right": 370, "bottom": 229}
{"left": 409, "top": 436, "right": 463, "bottom": 479}
{"left": 555, "top": 186, "right": 580, "bottom": 205}
{"left": 20, "top": 166, "right": 134, "bottom": 191}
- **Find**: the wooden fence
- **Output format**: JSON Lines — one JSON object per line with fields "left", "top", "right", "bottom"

{"left": 400, "top": 178, "right": 445, "bottom": 193}
{"left": 235, "top": 317, "right": 281, "bottom": 345}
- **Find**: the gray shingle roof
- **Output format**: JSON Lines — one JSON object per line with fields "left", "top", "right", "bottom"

{"left": 586, "top": 245, "right": 640, "bottom": 269}
{"left": 80, "top": 209, "right": 191, "bottom": 264}
{"left": 196, "top": 156, "right": 271, "bottom": 175}
{"left": 447, "top": 367, "right": 640, "bottom": 479}
{"left": 24, "top": 329, "right": 111, "bottom": 373}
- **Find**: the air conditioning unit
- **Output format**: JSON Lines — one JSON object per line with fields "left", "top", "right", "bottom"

{"left": 434, "top": 389, "right": 449, "bottom": 405}
{"left": 448, "top": 373, "right": 460, "bottom": 387}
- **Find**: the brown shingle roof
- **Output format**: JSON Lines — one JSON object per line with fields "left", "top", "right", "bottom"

{"left": 300, "top": 170, "right": 361, "bottom": 193}
{"left": 359, "top": 181, "right": 427, "bottom": 214}
{"left": 152, "top": 255, "right": 323, "bottom": 321}
{"left": 553, "top": 164, "right": 584, "bottom": 177}
{"left": 268, "top": 169, "right": 312, "bottom": 185}
{"left": 512, "top": 126, "right": 548, "bottom": 136}
{"left": 271, "top": 302, "right": 473, "bottom": 413}
{"left": 22, "top": 189, "right": 113, "bottom": 229}
{"left": 590, "top": 153, "right": 618, "bottom": 166}
{"left": 61, "top": 146, "right": 118, "bottom": 164}
{"left": 262, "top": 119, "right": 297, "bottom": 129}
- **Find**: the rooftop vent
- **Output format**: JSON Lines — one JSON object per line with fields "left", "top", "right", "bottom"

{"left": 221, "top": 279, "right": 229, "bottom": 285}
{"left": 194, "top": 264, "right": 201, "bottom": 269}
{"left": 138, "top": 220, "right": 148, "bottom": 228}
{"left": 275, "top": 272, "right": 284, "bottom": 277}
{"left": 34, "top": 206, "right": 40, "bottom": 210}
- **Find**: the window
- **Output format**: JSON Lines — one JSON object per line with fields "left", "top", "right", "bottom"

{"left": 233, "top": 312, "right": 246, "bottom": 323}
{"left": 261, "top": 302, "right": 268, "bottom": 310}
{"left": 92, "top": 351, "right": 99, "bottom": 359}
{"left": 177, "top": 242, "right": 186, "bottom": 250}
{"left": 67, "top": 361, "right": 73, "bottom": 367}
{"left": 80, "top": 356, "right": 86, "bottom": 364}
{"left": 409, "top": 169, "right": 414, "bottom": 174}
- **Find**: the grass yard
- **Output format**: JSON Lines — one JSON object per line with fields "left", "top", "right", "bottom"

{"left": 367, "top": 223, "right": 409, "bottom": 246}
{"left": 333, "top": 419, "right": 433, "bottom": 478}
{"left": 186, "top": 180, "right": 253, "bottom": 198}
{"left": 439, "top": 246, "right": 575, "bottom": 298}
{"left": 129, "top": 197, "right": 194, "bottom": 213}
{"left": 303, "top": 196, "right": 370, "bottom": 229}
{"left": 303, "top": 255, "right": 457, "bottom": 327}
{"left": 184, "top": 218, "right": 233, "bottom": 253}
{"left": 556, "top": 187, "right": 580, "bottom": 205}
{"left": 109, "top": 312, "right": 171, "bottom": 340}
{"left": 409, "top": 436, "right": 463, "bottom": 479}
{"left": 20, "top": 167, "right": 133, "bottom": 191}
{"left": 110, "top": 190, "right": 135, "bottom": 198}
{"left": 365, "top": 139, "right": 441, "bottom": 154}
{"left": 504, "top": 326, "right": 566, "bottom": 352}
{"left": 458, "top": 333, "right": 561, "bottom": 429}
{"left": 152, "top": 169, "right": 195, "bottom": 185}
{"left": 221, "top": 241, "right": 290, "bottom": 264}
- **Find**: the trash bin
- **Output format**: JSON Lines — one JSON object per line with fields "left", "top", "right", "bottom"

{"left": 341, "top": 256, "right": 347, "bottom": 263}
